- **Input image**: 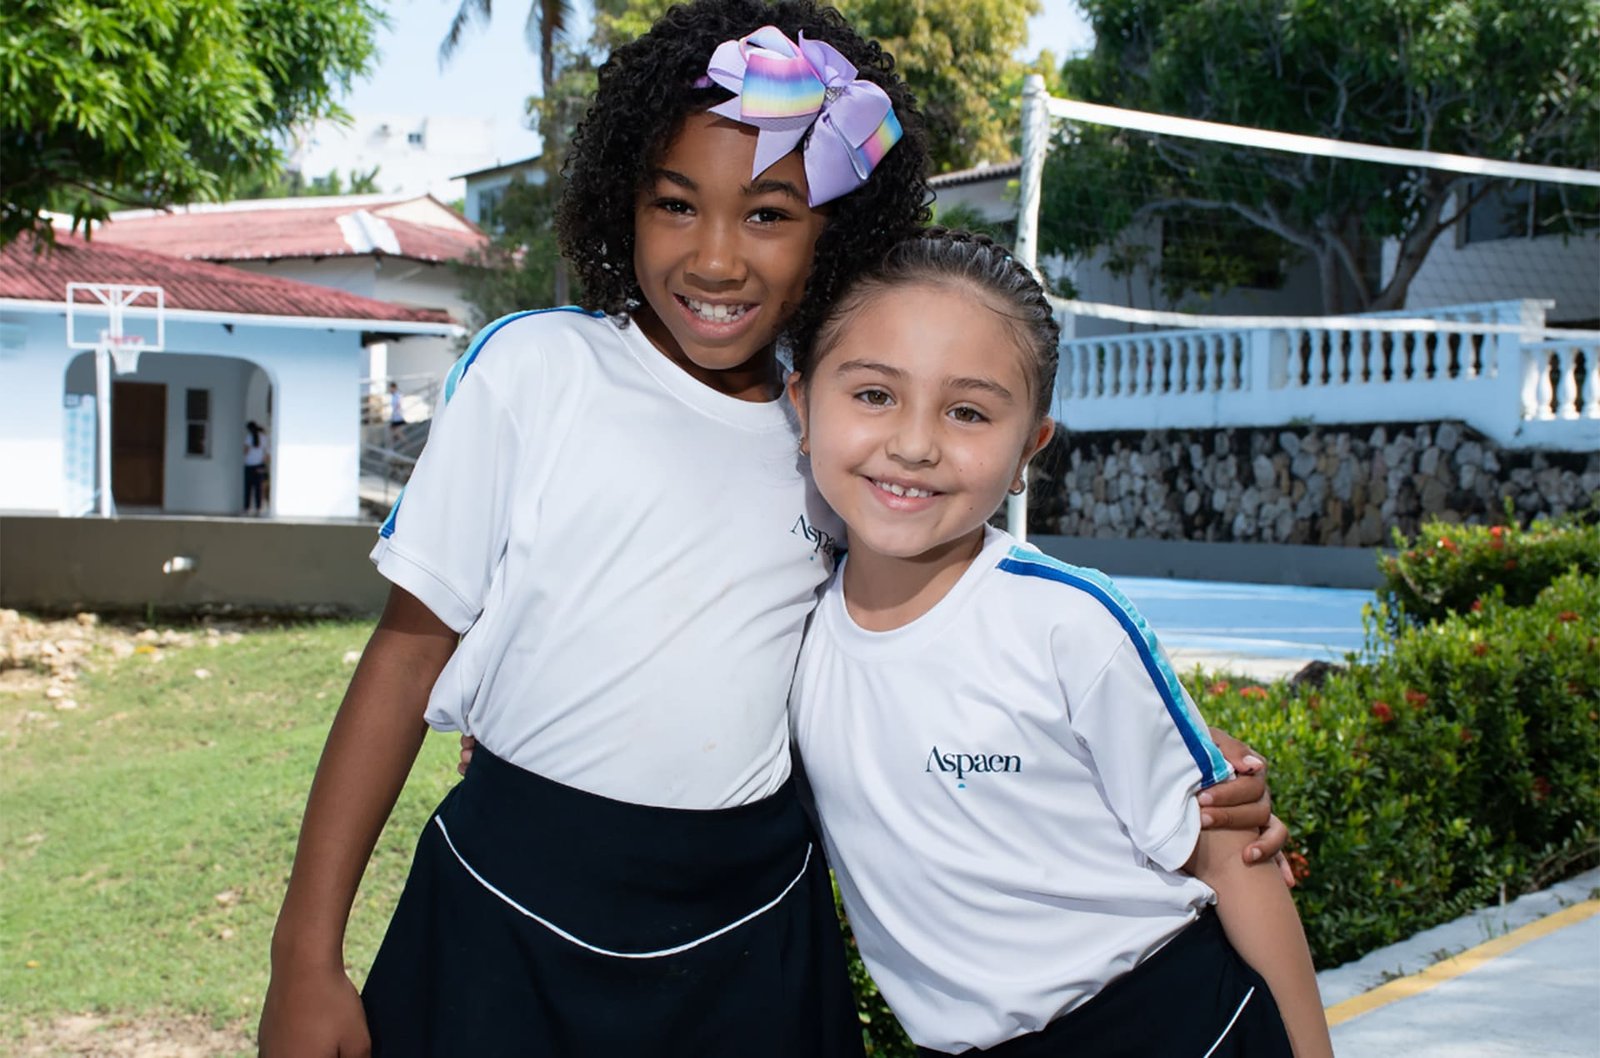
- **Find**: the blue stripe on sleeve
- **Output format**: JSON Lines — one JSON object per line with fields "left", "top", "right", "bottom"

{"left": 378, "top": 307, "right": 599, "bottom": 540}
{"left": 996, "top": 547, "right": 1230, "bottom": 786}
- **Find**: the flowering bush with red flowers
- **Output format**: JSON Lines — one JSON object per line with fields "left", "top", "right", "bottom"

{"left": 1186, "top": 566, "right": 1599, "bottom": 969}
{"left": 1377, "top": 505, "right": 1599, "bottom": 629}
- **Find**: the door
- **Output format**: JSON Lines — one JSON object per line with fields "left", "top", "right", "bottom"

{"left": 112, "top": 381, "right": 165, "bottom": 507}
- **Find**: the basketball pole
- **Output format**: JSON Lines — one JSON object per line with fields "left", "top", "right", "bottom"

{"left": 1008, "top": 73, "right": 1050, "bottom": 542}
{"left": 95, "top": 333, "right": 113, "bottom": 517}
{"left": 67, "top": 283, "right": 161, "bottom": 518}
{"left": 93, "top": 291, "right": 133, "bottom": 518}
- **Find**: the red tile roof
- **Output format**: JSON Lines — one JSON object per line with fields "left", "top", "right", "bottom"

{"left": 0, "top": 232, "right": 454, "bottom": 325}
{"left": 94, "top": 196, "right": 487, "bottom": 264}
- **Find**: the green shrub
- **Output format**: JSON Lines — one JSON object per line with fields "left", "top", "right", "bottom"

{"left": 1197, "top": 569, "right": 1600, "bottom": 967}
{"left": 1377, "top": 507, "right": 1600, "bottom": 628}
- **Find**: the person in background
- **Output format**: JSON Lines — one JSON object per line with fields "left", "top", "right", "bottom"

{"left": 243, "top": 420, "right": 267, "bottom": 517}
{"left": 387, "top": 381, "right": 404, "bottom": 447}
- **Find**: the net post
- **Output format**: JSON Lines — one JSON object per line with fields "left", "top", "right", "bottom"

{"left": 1009, "top": 73, "right": 1052, "bottom": 541}
{"left": 1014, "top": 74, "right": 1049, "bottom": 277}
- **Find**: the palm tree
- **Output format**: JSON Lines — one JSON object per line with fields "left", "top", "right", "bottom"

{"left": 440, "top": 0, "right": 576, "bottom": 303}
{"left": 440, "top": 0, "right": 573, "bottom": 99}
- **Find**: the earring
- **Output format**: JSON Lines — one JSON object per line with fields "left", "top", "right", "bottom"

{"left": 1008, "top": 479, "right": 1026, "bottom": 496}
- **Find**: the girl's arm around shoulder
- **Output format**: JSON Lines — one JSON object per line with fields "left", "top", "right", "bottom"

{"left": 1185, "top": 829, "right": 1334, "bottom": 1058}
{"left": 258, "top": 586, "right": 458, "bottom": 1058}
{"left": 1200, "top": 727, "right": 1294, "bottom": 880}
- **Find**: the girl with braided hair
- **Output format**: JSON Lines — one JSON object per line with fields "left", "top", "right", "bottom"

{"left": 786, "top": 228, "right": 1333, "bottom": 1058}
{"left": 259, "top": 2, "right": 1284, "bottom": 1053}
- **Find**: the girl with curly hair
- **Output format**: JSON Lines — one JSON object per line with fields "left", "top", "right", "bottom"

{"left": 259, "top": 3, "right": 1280, "bottom": 1055}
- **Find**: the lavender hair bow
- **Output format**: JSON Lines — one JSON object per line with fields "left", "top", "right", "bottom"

{"left": 704, "top": 26, "right": 903, "bottom": 206}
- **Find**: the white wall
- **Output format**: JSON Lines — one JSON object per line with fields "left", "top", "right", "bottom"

{"left": 230, "top": 257, "right": 467, "bottom": 382}
{"left": 290, "top": 114, "right": 497, "bottom": 202}
{"left": 229, "top": 257, "right": 379, "bottom": 301}
{"left": 0, "top": 308, "right": 366, "bottom": 519}
{"left": 65, "top": 351, "right": 254, "bottom": 514}
{"left": 931, "top": 179, "right": 1015, "bottom": 223}
{"left": 1389, "top": 218, "right": 1600, "bottom": 324}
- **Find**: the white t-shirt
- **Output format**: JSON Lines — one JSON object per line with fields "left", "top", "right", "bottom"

{"left": 372, "top": 309, "right": 842, "bottom": 809}
{"left": 790, "top": 526, "right": 1232, "bottom": 1052}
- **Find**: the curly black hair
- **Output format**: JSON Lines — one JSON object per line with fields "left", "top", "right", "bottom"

{"left": 557, "top": 0, "right": 932, "bottom": 353}
{"left": 801, "top": 227, "right": 1061, "bottom": 419}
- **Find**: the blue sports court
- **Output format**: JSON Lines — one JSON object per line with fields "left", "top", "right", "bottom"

{"left": 1114, "top": 577, "right": 1377, "bottom": 663}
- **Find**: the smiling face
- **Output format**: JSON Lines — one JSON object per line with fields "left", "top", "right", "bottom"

{"left": 631, "top": 110, "right": 830, "bottom": 401}
{"left": 790, "top": 280, "right": 1055, "bottom": 581}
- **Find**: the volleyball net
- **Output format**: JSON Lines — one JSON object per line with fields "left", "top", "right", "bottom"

{"left": 1016, "top": 84, "right": 1599, "bottom": 332}
{"left": 999, "top": 80, "right": 1599, "bottom": 535}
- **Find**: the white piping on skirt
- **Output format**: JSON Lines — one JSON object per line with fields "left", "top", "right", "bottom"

{"left": 1200, "top": 986, "right": 1256, "bottom": 1058}
{"left": 432, "top": 814, "right": 814, "bottom": 959}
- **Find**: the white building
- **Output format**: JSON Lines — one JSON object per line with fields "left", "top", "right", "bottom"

{"left": 94, "top": 195, "right": 487, "bottom": 388}
{"left": 1388, "top": 183, "right": 1600, "bottom": 327}
{"left": 288, "top": 114, "right": 499, "bottom": 202}
{"left": 457, "top": 154, "right": 545, "bottom": 232}
{"left": 0, "top": 232, "right": 461, "bottom": 519}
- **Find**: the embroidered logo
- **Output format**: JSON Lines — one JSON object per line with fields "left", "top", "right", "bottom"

{"left": 792, "top": 514, "right": 838, "bottom": 566}
{"left": 925, "top": 746, "right": 1022, "bottom": 789}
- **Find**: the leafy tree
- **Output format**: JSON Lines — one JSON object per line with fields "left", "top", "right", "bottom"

{"left": 0, "top": 0, "right": 380, "bottom": 245}
{"left": 455, "top": 175, "right": 565, "bottom": 329}
{"left": 234, "top": 164, "right": 384, "bottom": 199}
{"left": 591, "top": 0, "right": 1043, "bottom": 171}
{"left": 440, "top": 0, "right": 575, "bottom": 299}
{"left": 456, "top": 0, "right": 1047, "bottom": 327}
{"left": 839, "top": 0, "right": 1040, "bottom": 172}
{"left": 1041, "top": 0, "right": 1600, "bottom": 313}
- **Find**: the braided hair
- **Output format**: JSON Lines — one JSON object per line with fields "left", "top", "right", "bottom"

{"left": 801, "top": 227, "right": 1061, "bottom": 419}
{"left": 557, "top": 0, "right": 932, "bottom": 354}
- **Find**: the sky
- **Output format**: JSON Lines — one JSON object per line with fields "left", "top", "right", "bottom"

{"left": 343, "top": 0, "right": 1093, "bottom": 168}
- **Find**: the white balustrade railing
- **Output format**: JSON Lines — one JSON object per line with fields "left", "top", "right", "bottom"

{"left": 1053, "top": 299, "right": 1599, "bottom": 449}
{"left": 1524, "top": 340, "right": 1600, "bottom": 422}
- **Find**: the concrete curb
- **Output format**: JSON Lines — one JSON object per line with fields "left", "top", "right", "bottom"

{"left": 1316, "top": 866, "right": 1600, "bottom": 1006}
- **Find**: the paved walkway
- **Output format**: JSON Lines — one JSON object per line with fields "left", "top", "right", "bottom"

{"left": 1321, "top": 869, "right": 1600, "bottom": 1057}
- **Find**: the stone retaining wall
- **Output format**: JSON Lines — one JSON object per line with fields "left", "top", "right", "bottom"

{"left": 1030, "top": 422, "right": 1600, "bottom": 546}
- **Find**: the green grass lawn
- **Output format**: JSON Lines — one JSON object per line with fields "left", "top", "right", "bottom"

{"left": 0, "top": 620, "right": 462, "bottom": 1049}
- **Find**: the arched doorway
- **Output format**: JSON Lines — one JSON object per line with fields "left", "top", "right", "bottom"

{"left": 62, "top": 352, "right": 276, "bottom": 516}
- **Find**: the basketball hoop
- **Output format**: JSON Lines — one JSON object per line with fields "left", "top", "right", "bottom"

{"left": 67, "top": 283, "right": 165, "bottom": 355}
{"left": 106, "top": 333, "right": 145, "bottom": 375}
{"left": 66, "top": 283, "right": 165, "bottom": 518}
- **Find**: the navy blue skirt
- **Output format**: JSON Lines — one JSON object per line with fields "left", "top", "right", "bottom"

{"left": 362, "top": 747, "right": 864, "bottom": 1058}
{"left": 916, "top": 909, "right": 1292, "bottom": 1058}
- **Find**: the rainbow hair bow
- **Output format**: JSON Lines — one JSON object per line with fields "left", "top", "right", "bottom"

{"left": 704, "top": 26, "right": 903, "bottom": 207}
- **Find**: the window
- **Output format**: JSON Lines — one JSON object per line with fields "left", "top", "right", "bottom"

{"left": 1158, "top": 212, "right": 1292, "bottom": 295}
{"left": 476, "top": 186, "right": 507, "bottom": 231}
{"left": 185, "top": 388, "right": 210, "bottom": 457}
{"left": 1462, "top": 180, "right": 1600, "bottom": 245}
{"left": 407, "top": 130, "right": 425, "bottom": 146}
